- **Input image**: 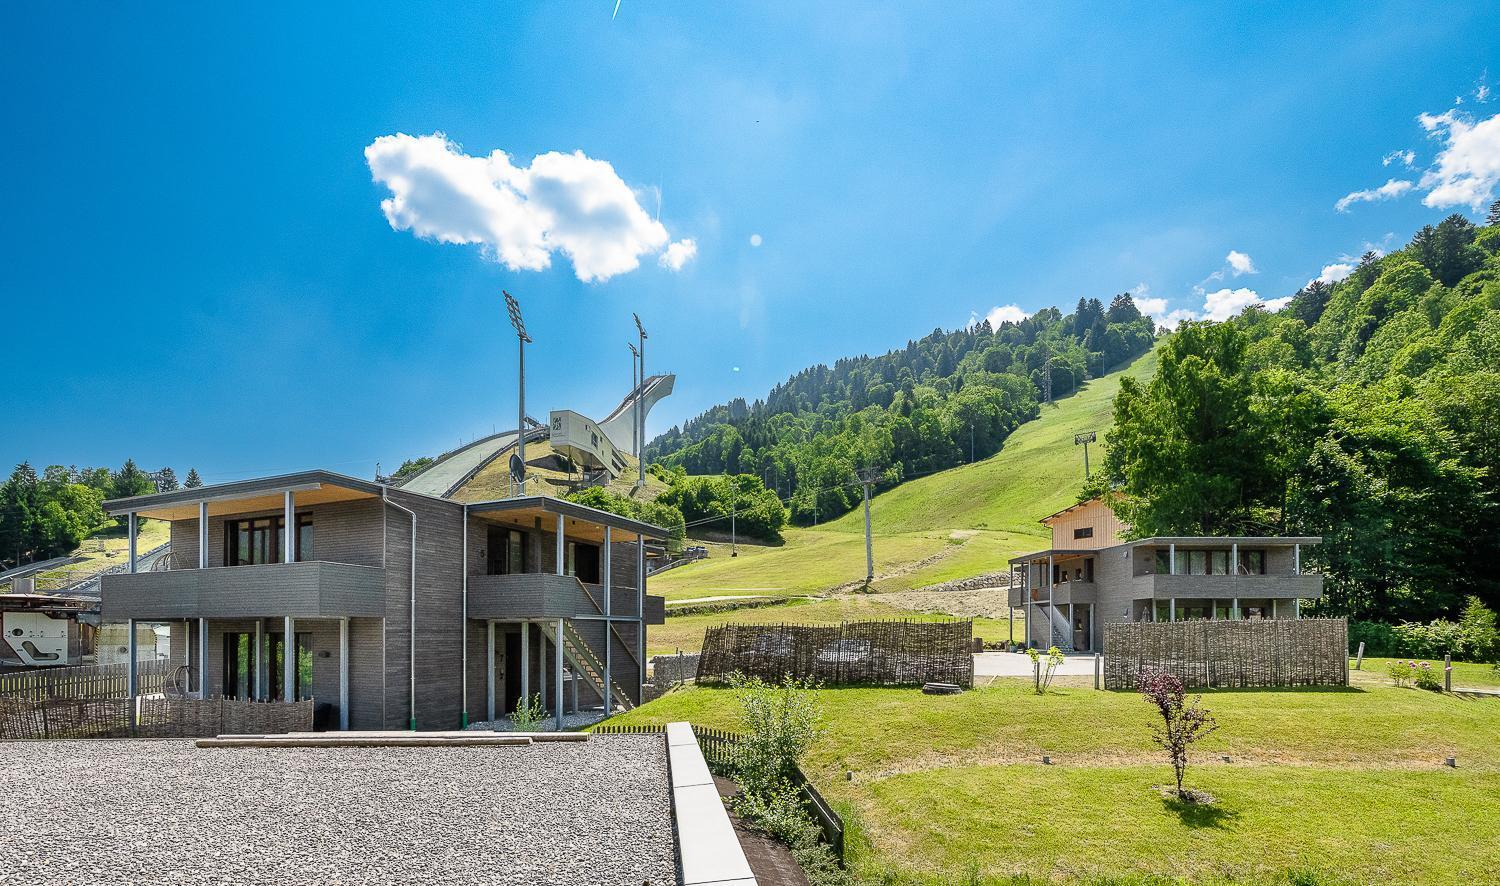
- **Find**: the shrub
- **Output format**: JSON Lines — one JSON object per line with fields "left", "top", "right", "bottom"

{"left": 728, "top": 673, "right": 823, "bottom": 797}
{"left": 509, "top": 693, "right": 547, "bottom": 731}
{"left": 1026, "top": 645, "right": 1065, "bottom": 694}
{"left": 1138, "top": 668, "right": 1218, "bottom": 800}
{"left": 1387, "top": 660, "right": 1416, "bottom": 687}
{"left": 1353, "top": 598, "right": 1500, "bottom": 663}
{"left": 1413, "top": 662, "right": 1444, "bottom": 692}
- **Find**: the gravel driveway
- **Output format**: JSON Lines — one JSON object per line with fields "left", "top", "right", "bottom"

{"left": 0, "top": 735, "right": 676, "bottom": 886}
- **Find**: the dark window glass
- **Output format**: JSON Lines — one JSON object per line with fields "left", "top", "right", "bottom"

{"left": 1073, "top": 526, "right": 1094, "bottom": 540}
{"left": 1155, "top": 550, "right": 1170, "bottom": 574}
{"left": 222, "top": 632, "right": 254, "bottom": 699}
{"left": 567, "top": 542, "right": 601, "bottom": 584}
{"left": 1240, "top": 550, "right": 1265, "bottom": 575}
{"left": 226, "top": 514, "right": 312, "bottom": 565}
{"left": 267, "top": 632, "right": 313, "bottom": 701}
{"left": 1085, "top": 558, "right": 1095, "bottom": 583}
{"left": 1189, "top": 550, "right": 1207, "bottom": 575}
{"left": 486, "top": 526, "right": 528, "bottom": 575}
{"left": 1210, "top": 551, "right": 1229, "bottom": 575}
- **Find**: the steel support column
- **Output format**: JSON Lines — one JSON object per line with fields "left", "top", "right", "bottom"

{"left": 602, "top": 526, "right": 612, "bottom": 712}
{"left": 198, "top": 501, "right": 208, "bottom": 569}
{"left": 486, "top": 620, "right": 496, "bottom": 722}
{"left": 554, "top": 618, "right": 565, "bottom": 731}
{"left": 283, "top": 615, "right": 295, "bottom": 701}
{"left": 339, "top": 617, "right": 350, "bottom": 729}
{"left": 198, "top": 617, "right": 208, "bottom": 696}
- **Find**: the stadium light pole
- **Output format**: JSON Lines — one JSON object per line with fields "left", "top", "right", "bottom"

{"left": 504, "top": 291, "right": 532, "bottom": 496}
{"left": 633, "top": 312, "right": 648, "bottom": 489}
{"left": 628, "top": 342, "right": 640, "bottom": 458}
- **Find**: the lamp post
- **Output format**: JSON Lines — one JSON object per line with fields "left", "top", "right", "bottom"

{"left": 504, "top": 291, "right": 532, "bottom": 496}
{"left": 633, "top": 313, "right": 648, "bottom": 489}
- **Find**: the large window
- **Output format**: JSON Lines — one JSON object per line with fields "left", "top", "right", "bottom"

{"left": 222, "top": 631, "right": 311, "bottom": 700}
{"left": 226, "top": 514, "right": 313, "bottom": 566}
{"left": 487, "top": 526, "right": 527, "bottom": 575}
{"left": 1154, "top": 548, "right": 1253, "bottom": 575}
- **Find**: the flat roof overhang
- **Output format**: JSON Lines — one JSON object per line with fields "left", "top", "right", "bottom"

{"left": 1125, "top": 536, "right": 1323, "bottom": 547}
{"left": 101, "top": 470, "right": 419, "bottom": 521}
{"left": 1009, "top": 548, "right": 1099, "bottom": 565}
{"left": 467, "top": 496, "right": 667, "bottom": 544}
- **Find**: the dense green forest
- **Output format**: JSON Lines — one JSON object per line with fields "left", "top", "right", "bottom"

{"left": 1097, "top": 208, "right": 1500, "bottom": 624}
{"left": 0, "top": 460, "right": 199, "bottom": 569}
{"left": 648, "top": 296, "right": 1157, "bottom": 525}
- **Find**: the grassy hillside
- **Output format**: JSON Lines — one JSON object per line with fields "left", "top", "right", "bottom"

{"left": 606, "top": 666, "right": 1500, "bottom": 884}
{"left": 650, "top": 346, "right": 1158, "bottom": 603}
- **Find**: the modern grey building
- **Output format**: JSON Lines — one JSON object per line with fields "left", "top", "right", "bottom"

{"left": 99, "top": 471, "right": 667, "bottom": 730}
{"left": 1009, "top": 498, "right": 1322, "bottom": 652}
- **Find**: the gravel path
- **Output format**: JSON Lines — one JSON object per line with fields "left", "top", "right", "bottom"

{"left": 0, "top": 736, "right": 676, "bottom": 885}
{"left": 465, "top": 710, "right": 608, "bottom": 732}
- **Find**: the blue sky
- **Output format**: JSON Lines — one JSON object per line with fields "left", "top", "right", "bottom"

{"left": 4, "top": 3, "right": 1499, "bottom": 483}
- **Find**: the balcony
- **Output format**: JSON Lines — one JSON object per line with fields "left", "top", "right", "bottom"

{"left": 1128, "top": 573, "right": 1324, "bottom": 600}
{"left": 468, "top": 572, "right": 665, "bottom": 624}
{"left": 100, "top": 561, "right": 387, "bottom": 620}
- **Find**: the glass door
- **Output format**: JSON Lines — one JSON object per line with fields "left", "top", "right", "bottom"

{"left": 222, "top": 632, "right": 255, "bottom": 698}
{"left": 266, "top": 631, "right": 314, "bottom": 701}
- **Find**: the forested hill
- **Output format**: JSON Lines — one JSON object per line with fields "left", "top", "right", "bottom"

{"left": 647, "top": 295, "right": 1156, "bottom": 525}
{"left": 1099, "top": 209, "right": 1500, "bottom": 623}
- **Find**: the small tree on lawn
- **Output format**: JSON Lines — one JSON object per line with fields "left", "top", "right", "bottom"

{"left": 1138, "top": 668, "right": 1217, "bottom": 801}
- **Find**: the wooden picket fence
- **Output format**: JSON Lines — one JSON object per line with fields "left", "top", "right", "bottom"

{"left": 1104, "top": 618, "right": 1348, "bottom": 690}
{"left": 696, "top": 619, "right": 974, "bottom": 688}
{"left": 0, "top": 695, "right": 314, "bottom": 740}
{"left": 0, "top": 659, "right": 171, "bottom": 700}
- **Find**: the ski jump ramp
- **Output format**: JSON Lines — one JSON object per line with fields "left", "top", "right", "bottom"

{"left": 399, "top": 374, "right": 675, "bottom": 499}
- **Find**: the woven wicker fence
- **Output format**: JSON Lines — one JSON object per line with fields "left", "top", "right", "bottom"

{"left": 1104, "top": 618, "right": 1348, "bottom": 690}
{"left": 0, "top": 695, "right": 314, "bottom": 740}
{"left": 696, "top": 619, "right": 974, "bottom": 688}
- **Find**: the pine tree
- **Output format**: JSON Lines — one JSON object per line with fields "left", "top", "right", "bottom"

{"left": 1489, "top": 198, "right": 1500, "bottom": 226}
{"left": 156, "top": 467, "right": 179, "bottom": 491}
{"left": 184, "top": 468, "right": 203, "bottom": 488}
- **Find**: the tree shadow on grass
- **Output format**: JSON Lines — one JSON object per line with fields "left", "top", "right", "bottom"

{"left": 1161, "top": 795, "right": 1239, "bottom": 829}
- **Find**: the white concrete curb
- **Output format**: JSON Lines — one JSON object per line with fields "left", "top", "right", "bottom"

{"left": 666, "top": 721, "right": 757, "bottom": 886}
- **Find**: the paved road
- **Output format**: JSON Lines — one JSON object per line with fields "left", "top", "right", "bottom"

{"left": 974, "top": 651, "right": 1098, "bottom": 677}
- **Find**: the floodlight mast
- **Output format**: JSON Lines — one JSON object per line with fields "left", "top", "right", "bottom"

{"left": 628, "top": 342, "right": 640, "bottom": 458}
{"left": 633, "top": 313, "right": 648, "bottom": 489}
{"left": 504, "top": 291, "right": 532, "bottom": 496}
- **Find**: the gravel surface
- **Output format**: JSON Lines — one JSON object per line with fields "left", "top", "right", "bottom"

{"left": 0, "top": 736, "right": 677, "bottom": 885}
{"left": 465, "top": 710, "right": 608, "bottom": 732}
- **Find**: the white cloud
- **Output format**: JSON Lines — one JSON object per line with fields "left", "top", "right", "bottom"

{"left": 1416, "top": 109, "right": 1500, "bottom": 210}
{"left": 364, "top": 133, "right": 689, "bottom": 282}
{"left": 658, "top": 238, "right": 697, "bottom": 271}
{"left": 1225, "top": 250, "right": 1257, "bottom": 276}
{"left": 1382, "top": 150, "right": 1416, "bottom": 168}
{"left": 749, "top": 233, "right": 763, "bottom": 247}
{"left": 1335, "top": 178, "right": 1414, "bottom": 212}
{"left": 983, "top": 304, "right": 1029, "bottom": 327}
{"left": 1157, "top": 308, "right": 1199, "bottom": 331}
{"left": 1200, "top": 287, "right": 1291, "bottom": 321}
{"left": 1310, "top": 262, "right": 1354, "bottom": 286}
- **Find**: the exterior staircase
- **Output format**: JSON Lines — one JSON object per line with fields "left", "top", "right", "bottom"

{"left": 1047, "top": 603, "right": 1074, "bottom": 652}
{"left": 561, "top": 622, "right": 637, "bottom": 712}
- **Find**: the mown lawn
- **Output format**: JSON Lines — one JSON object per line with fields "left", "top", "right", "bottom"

{"left": 1356, "top": 655, "right": 1500, "bottom": 690}
{"left": 649, "top": 596, "right": 1016, "bottom": 657}
{"left": 605, "top": 671, "right": 1500, "bottom": 884}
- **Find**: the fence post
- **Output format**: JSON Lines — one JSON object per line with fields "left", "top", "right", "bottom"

{"left": 1034, "top": 656, "right": 1040, "bottom": 692}
{"left": 1094, "top": 653, "right": 1101, "bottom": 690}
{"left": 1355, "top": 641, "right": 1364, "bottom": 670}
{"left": 1444, "top": 653, "right": 1452, "bottom": 692}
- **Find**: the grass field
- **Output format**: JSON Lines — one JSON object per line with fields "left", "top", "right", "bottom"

{"left": 605, "top": 664, "right": 1500, "bottom": 884}
{"left": 651, "top": 348, "right": 1157, "bottom": 606}
{"left": 32, "top": 520, "right": 170, "bottom": 588}
{"left": 647, "top": 348, "right": 1159, "bottom": 655}
{"left": 649, "top": 596, "right": 1017, "bottom": 657}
